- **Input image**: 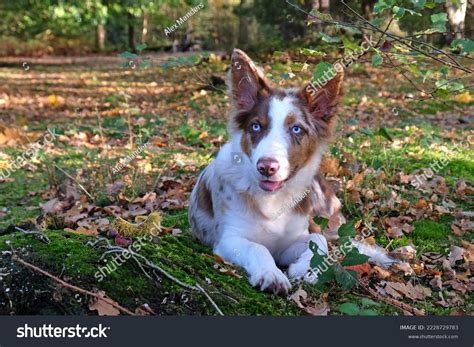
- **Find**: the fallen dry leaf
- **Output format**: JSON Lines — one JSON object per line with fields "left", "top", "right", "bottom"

{"left": 389, "top": 244, "right": 417, "bottom": 262}
{"left": 378, "top": 281, "right": 431, "bottom": 301}
{"left": 290, "top": 288, "right": 329, "bottom": 316}
{"left": 429, "top": 275, "right": 443, "bottom": 290}
{"left": 344, "top": 263, "right": 371, "bottom": 278}
{"left": 88, "top": 291, "right": 120, "bottom": 316}
{"left": 384, "top": 216, "right": 414, "bottom": 238}
{"left": 372, "top": 265, "right": 391, "bottom": 280}
{"left": 448, "top": 246, "right": 465, "bottom": 266}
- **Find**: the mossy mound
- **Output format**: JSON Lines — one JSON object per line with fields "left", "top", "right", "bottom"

{"left": 0, "top": 229, "right": 301, "bottom": 316}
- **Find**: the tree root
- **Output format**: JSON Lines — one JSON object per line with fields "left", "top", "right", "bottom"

{"left": 89, "top": 238, "right": 224, "bottom": 316}
{"left": 11, "top": 254, "right": 136, "bottom": 316}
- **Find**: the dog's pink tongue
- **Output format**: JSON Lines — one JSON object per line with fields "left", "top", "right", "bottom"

{"left": 259, "top": 180, "right": 283, "bottom": 192}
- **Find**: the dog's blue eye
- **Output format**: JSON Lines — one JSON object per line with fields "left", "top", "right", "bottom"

{"left": 251, "top": 123, "right": 261, "bottom": 132}
{"left": 291, "top": 126, "right": 301, "bottom": 134}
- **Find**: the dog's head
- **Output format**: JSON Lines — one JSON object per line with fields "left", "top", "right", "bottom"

{"left": 228, "top": 49, "right": 343, "bottom": 193}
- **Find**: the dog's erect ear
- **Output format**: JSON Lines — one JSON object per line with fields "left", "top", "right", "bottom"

{"left": 299, "top": 71, "right": 344, "bottom": 122}
{"left": 229, "top": 49, "right": 271, "bottom": 111}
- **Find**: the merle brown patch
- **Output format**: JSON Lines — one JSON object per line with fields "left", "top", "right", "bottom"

{"left": 298, "top": 71, "right": 344, "bottom": 134}
{"left": 292, "top": 193, "right": 313, "bottom": 216}
{"left": 316, "top": 172, "right": 332, "bottom": 198}
{"left": 238, "top": 95, "right": 272, "bottom": 157}
{"left": 196, "top": 178, "right": 214, "bottom": 217}
{"left": 282, "top": 109, "right": 319, "bottom": 179}
{"left": 230, "top": 49, "right": 271, "bottom": 112}
{"left": 291, "top": 96, "right": 332, "bottom": 140}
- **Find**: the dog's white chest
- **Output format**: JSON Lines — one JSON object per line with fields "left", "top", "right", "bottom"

{"left": 245, "top": 211, "right": 309, "bottom": 254}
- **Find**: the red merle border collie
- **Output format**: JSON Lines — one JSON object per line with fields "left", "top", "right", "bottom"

{"left": 189, "top": 49, "right": 393, "bottom": 295}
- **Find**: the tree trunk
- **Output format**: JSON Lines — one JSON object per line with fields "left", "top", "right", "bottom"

{"left": 237, "top": 0, "right": 248, "bottom": 46}
{"left": 465, "top": 0, "right": 473, "bottom": 40}
{"left": 446, "top": 0, "right": 467, "bottom": 41}
{"left": 95, "top": 24, "right": 106, "bottom": 52}
{"left": 141, "top": 10, "right": 149, "bottom": 44}
{"left": 128, "top": 12, "right": 136, "bottom": 53}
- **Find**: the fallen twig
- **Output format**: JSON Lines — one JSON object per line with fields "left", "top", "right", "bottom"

{"left": 54, "top": 164, "right": 95, "bottom": 201}
{"left": 90, "top": 240, "right": 224, "bottom": 315}
{"left": 14, "top": 227, "right": 50, "bottom": 244}
{"left": 361, "top": 284, "right": 425, "bottom": 316}
{"left": 11, "top": 254, "right": 136, "bottom": 316}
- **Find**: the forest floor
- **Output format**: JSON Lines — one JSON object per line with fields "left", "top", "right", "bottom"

{"left": 0, "top": 52, "right": 472, "bottom": 316}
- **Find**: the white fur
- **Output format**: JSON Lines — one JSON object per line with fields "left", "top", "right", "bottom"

{"left": 251, "top": 97, "right": 295, "bottom": 182}
{"left": 352, "top": 240, "right": 397, "bottom": 268}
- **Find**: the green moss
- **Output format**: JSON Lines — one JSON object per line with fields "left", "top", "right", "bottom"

{"left": 378, "top": 220, "right": 451, "bottom": 254}
{"left": 0, "top": 170, "right": 47, "bottom": 229}
{"left": 0, "top": 230, "right": 301, "bottom": 315}
{"left": 411, "top": 220, "right": 451, "bottom": 253}
{"left": 377, "top": 235, "right": 412, "bottom": 249}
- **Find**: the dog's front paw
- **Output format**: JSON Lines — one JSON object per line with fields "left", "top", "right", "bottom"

{"left": 287, "top": 258, "right": 317, "bottom": 284}
{"left": 249, "top": 267, "right": 291, "bottom": 295}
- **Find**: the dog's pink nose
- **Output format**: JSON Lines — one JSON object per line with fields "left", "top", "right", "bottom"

{"left": 257, "top": 158, "right": 280, "bottom": 177}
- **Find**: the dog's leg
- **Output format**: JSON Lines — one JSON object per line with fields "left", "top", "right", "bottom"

{"left": 214, "top": 236, "right": 291, "bottom": 294}
{"left": 280, "top": 233, "right": 328, "bottom": 284}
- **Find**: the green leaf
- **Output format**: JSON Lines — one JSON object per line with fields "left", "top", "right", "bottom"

{"left": 392, "top": 6, "right": 405, "bottom": 17}
{"left": 394, "top": 54, "right": 409, "bottom": 64}
{"left": 405, "top": 8, "right": 421, "bottom": 15}
{"left": 425, "top": 0, "right": 435, "bottom": 8}
{"left": 440, "top": 66, "right": 449, "bottom": 77}
{"left": 309, "top": 240, "right": 320, "bottom": 255}
{"left": 377, "top": 127, "right": 393, "bottom": 142}
{"left": 408, "top": 63, "right": 419, "bottom": 76}
{"left": 371, "top": 54, "right": 383, "bottom": 67}
{"left": 432, "top": 88, "right": 449, "bottom": 98}
{"left": 319, "top": 32, "right": 341, "bottom": 43}
{"left": 118, "top": 51, "right": 138, "bottom": 59}
{"left": 334, "top": 266, "right": 358, "bottom": 290}
{"left": 313, "top": 216, "right": 329, "bottom": 230}
{"left": 374, "top": 0, "right": 393, "bottom": 13}
{"left": 309, "top": 9, "right": 333, "bottom": 21}
{"left": 451, "top": 39, "right": 474, "bottom": 54}
{"left": 338, "top": 236, "right": 352, "bottom": 248}
{"left": 290, "top": 62, "right": 305, "bottom": 72}
{"left": 336, "top": 24, "right": 362, "bottom": 34}
{"left": 435, "top": 79, "right": 464, "bottom": 93}
{"left": 337, "top": 302, "right": 360, "bottom": 315}
{"left": 448, "top": 82, "right": 464, "bottom": 92}
{"left": 272, "top": 51, "right": 285, "bottom": 58}
{"left": 342, "top": 38, "right": 361, "bottom": 54}
{"left": 309, "top": 241, "right": 327, "bottom": 268}
{"left": 314, "top": 264, "right": 335, "bottom": 286}
{"left": 360, "top": 127, "right": 374, "bottom": 137}
{"left": 360, "top": 298, "right": 381, "bottom": 307}
{"left": 342, "top": 248, "right": 370, "bottom": 266}
{"left": 271, "top": 63, "right": 286, "bottom": 72}
{"left": 338, "top": 221, "right": 356, "bottom": 238}
{"left": 313, "top": 62, "right": 336, "bottom": 82}
{"left": 394, "top": 6, "right": 421, "bottom": 17}
{"left": 136, "top": 43, "right": 147, "bottom": 52}
{"left": 430, "top": 12, "right": 447, "bottom": 32}
{"left": 431, "top": 12, "right": 448, "bottom": 24}
{"left": 370, "top": 17, "right": 384, "bottom": 27}
{"left": 300, "top": 48, "right": 326, "bottom": 57}
{"left": 411, "top": 0, "right": 426, "bottom": 9}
